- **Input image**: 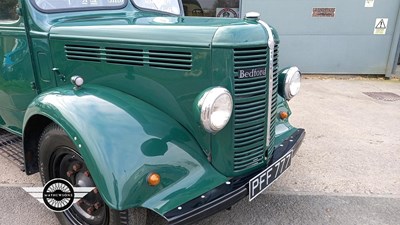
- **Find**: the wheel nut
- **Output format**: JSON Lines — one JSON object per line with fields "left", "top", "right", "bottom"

{"left": 87, "top": 206, "right": 95, "bottom": 215}
{"left": 94, "top": 202, "right": 102, "bottom": 209}
{"left": 72, "top": 163, "right": 81, "bottom": 172}
{"left": 67, "top": 171, "right": 74, "bottom": 177}
{"left": 84, "top": 171, "right": 90, "bottom": 177}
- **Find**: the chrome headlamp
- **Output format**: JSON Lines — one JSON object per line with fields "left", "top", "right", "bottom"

{"left": 198, "top": 87, "right": 233, "bottom": 133}
{"left": 279, "top": 67, "right": 301, "bottom": 100}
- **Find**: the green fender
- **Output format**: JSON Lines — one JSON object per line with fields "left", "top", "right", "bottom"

{"left": 24, "top": 84, "right": 227, "bottom": 215}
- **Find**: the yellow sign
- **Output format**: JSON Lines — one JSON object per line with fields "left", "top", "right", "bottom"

{"left": 374, "top": 18, "right": 388, "bottom": 35}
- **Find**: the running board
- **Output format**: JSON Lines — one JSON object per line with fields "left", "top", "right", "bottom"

{"left": 0, "top": 129, "right": 25, "bottom": 171}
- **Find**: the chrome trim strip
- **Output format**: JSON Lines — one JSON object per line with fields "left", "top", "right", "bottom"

{"left": 258, "top": 20, "right": 275, "bottom": 147}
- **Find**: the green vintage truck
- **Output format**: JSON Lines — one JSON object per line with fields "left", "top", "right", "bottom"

{"left": 0, "top": 0, "right": 305, "bottom": 224}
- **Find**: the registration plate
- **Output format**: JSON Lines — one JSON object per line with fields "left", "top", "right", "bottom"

{"left": 249, "top": 150, "right": 293, "bottom": 201}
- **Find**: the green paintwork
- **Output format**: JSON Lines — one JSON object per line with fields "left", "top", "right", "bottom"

{"left": 24, "top": 84, "right": 227, "bottom": 213}
{"left": 0, "top": 15, "right": 36, "bottom": 133}
{"left": 0, "top": 0, "right": 303, "bottom": 216}
{"left": 275, "top": 95, "right": 297, "bottom": 143}
{"left": 209, "top": 26, "right": 281, "bottom": 176}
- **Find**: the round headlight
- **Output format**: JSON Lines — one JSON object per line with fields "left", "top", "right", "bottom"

{"left": 284, "top": 67, "right": 301, "bottom": 100}
{"left": 199, "top": 87, "right": 233, "bottom": 133}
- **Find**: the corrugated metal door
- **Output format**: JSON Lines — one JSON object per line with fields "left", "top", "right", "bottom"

{"left": 241, "top": 0, "right": 400, "bottom": 75}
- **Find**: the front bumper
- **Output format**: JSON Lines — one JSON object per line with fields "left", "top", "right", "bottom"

{"left": 164, "top": 128, "right": 305, "bottom": 225}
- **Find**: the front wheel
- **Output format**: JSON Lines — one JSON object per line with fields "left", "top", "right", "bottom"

{"left": 38, "top": 123, "right": 147, "bottom": 225}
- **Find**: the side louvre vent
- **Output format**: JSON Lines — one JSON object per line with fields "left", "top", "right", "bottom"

{"left": 65, "top": 45, "right": 101, "bottom": 62}
{"left": 64, "top": 44, "right": 192, "bottom": 71}
{"left": 149, "top": 50, "right": 192, "bottom": 70}
{"left": 105, "top": 47, "right": 144, "bottom": 66}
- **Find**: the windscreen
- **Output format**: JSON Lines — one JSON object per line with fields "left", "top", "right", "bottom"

{"left": 132, "top": 0, "right": 180, "bottom": 15}
{"left": 32, "top": 0, "right": 126, "bottom": 11}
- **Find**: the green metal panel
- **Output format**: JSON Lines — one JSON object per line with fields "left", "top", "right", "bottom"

{"left": 24, "top": 84, "right": 228, "bottom": 214}
{"left": 46, "top": 15, "right": 281, "bottom": 177}
{"left": 242, "top": 0, "right": 400, "bottom": 75}
{"left": 0, "top": 0, "right": 304, "bottom": 217}
{"left": 0, "top": 18, "right": 36, "bottom": 133}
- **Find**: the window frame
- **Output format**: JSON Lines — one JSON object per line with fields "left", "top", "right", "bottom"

{"left": 182, "top": 0, "right": 242, "bottom": 18}
{"left": 29, "top": 0, "right": 129, "bottom": 14}
{"left": 0, "top": 0, "right": 21, "bottom": 24}
{"left": 130, "top": 0, "right": 183, "bottom": 16}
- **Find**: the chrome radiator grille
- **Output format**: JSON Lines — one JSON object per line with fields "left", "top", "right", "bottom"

{"left": 268, "top": 44, "right": 279, "bottom": 157}
{"left": 232, "top": 44, "right": 278, "bottom": 172}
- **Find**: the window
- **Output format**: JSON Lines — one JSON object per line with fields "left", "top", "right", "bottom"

{"left": 0, "top": 0, "right": 19, "bottom": 22}
{"left": 132, "top": 0, "right": 181, "bottom": 15}
{"left": 31, "top": 0, "right": 126, "bottom": 12}
{"left": 182, "top": 0, "right": 240, "bottom": 18}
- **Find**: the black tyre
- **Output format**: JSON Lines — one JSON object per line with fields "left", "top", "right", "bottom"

{"left": 38, "top": 123, "right": 147, "bottom": 225}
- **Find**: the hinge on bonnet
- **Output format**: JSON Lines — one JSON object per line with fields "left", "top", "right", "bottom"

{"left": 207, "top": 153, "right": 212, "bottom": 162}
{"left": 30, "top": 81, "right": 36, "bottom": 90}
{"left": 53, "top": 68, "right": 66, "bottom": 82}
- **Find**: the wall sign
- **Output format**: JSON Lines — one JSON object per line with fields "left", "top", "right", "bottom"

{"left": 365, "top": 0, "right": 374, "bottom": 8}
{"left": 312, "top": 8, "right": 336, "bottom": 17}
{"left": 374, "top": 18, "right": 388, "bottom": 35}
{"left": 216, "top": 8, "right": 239, "bottom": 18}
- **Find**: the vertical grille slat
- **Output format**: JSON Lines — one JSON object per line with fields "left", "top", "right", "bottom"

{"left": 267, "top": 44, "right": 280, "bottom": 157}
{"left": 232, "top": 44, "right": 279, "bottom": 173}
{"left": 235, "top": 59, "right": 269, "bottom": 67}
{"left": 236, "top": 128, "right": 264, "bottom": 141}
{"left": 233, "top": 46, "right": 268, "bottom": 72}
{"left": 233, "top": 46, "right": 268, "bottom": 172}
{"left": 234, "top": 145, "right": 264, "bottom": 157}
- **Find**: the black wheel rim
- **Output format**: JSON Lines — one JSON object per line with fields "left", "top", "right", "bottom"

{"left": 50, "top": 147, "right": 108, "bottom": 225}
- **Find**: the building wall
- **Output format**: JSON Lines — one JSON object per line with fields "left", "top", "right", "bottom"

{"left": 183, "top": 0, "right": 400, "bottom": 76}
{"left": 241, "top": 0, "right": 400, "bottom": 75}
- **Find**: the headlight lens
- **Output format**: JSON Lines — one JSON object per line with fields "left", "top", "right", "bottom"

{"left": 199, "top": 87, "right": 233, "bottom": 133}
{"left": 282, "top": 67, "right": 301, "bottom": 100}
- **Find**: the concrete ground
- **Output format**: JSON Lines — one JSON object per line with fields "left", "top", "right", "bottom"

{"left": 0, "top": 77, "right": 400, "bottom": 225}
{"left": 395, "top": 65, "right": 400, "bottom": 76}
{"left": 272, "top": 76, "right": 400, "bottom": 196}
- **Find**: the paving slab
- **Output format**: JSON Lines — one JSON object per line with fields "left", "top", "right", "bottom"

{"left": 192, "top": 192, "right": 400, "bottom": 225}
{"left": 0, "top": 187, "right": 58, "bottom": 225}
{"left": 270, "top": 78, "right": 400, "bottom": 196}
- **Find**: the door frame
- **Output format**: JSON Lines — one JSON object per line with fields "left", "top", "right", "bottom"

{"left": 386, "top": 5, "right": 400, "bottom": 77}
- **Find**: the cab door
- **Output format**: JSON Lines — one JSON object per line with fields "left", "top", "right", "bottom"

{"left": 0, "top": 0, "right": 36, "bottom": 133}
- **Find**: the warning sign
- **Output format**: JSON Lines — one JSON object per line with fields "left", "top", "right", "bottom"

{"left": 374, "top": 18, "right": 388, "bottom": 35}
{"left": 365, "top": 0, "right": 374, "bottom": 8}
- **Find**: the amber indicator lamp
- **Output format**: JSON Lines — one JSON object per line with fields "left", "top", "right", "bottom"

{"left": 280, "top": 111, "right": 288, "bottom": 119}
{"left": 147, "top": 173, "right": 161, "bottom": 186}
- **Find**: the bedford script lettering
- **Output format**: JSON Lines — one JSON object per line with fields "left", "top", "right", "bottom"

{"left": 238, "top": 67, "right": 266, "bottom": 79}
